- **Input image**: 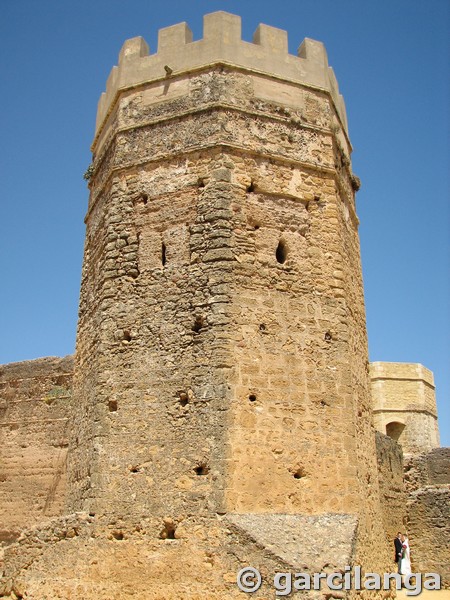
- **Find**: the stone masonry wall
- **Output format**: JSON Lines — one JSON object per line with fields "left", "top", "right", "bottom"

{"left": 407, "top": 488, "right": 449, "bottom": 587}
{"left": 0, "top": 356, "right": 73, "bottom": 543}
{"left": 404, "top": 448, "right": 450, "bottom": 586}
{"left": 375, "top": 432, "right": 407, "bottom": 546}
{"left": 404, "top": 447, "right": 450, "bottom": 492}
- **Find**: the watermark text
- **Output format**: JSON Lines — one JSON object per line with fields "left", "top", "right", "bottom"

{"left": 236, "top": 565, "right": 441, "bottom": 596}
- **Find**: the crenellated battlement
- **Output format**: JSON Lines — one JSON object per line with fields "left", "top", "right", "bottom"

{"left": 95, "top": 11, "right": 347, "bottom": 141}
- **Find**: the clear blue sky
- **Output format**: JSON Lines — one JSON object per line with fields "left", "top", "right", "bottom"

{"left": 1, "top": 1, "right": 448, "bottom": 445}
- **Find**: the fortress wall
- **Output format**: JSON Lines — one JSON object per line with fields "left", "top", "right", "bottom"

{"left": 375, "top": 432, "right": 407, "bottom": 545}
{"left": 404, "top": 447, "right": 450, "bottom": 492}
{"left": 404, "top": 449, "right": 450, "bottom": 587}
{"left": 407, "top": 487, "right": 450, "bottom": 586}
{"left": 0, "top": 356, "right": 73, "bottom": 542}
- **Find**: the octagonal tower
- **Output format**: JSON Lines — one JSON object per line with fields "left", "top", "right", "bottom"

{"left": 63, "top": 11, "right": 389, "bottom": 597}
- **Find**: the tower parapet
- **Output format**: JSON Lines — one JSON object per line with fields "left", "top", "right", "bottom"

{"left": 94, "top": 11, "right": 348, "bottom": 148}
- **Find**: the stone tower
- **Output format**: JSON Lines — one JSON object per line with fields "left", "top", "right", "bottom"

{"left": 71, "top": 1, "right": 388, "bottom": 565}
{"left": 1, "top": 13, "right": 393, "bottom": 599}
{"left": 370, "top": 362, "right": 440, "bottom": 454}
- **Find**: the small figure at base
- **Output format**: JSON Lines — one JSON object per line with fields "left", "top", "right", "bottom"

{"left": 399, "top": 533, "right": 412, "bottom": 582}
{"left": 394, "top": 531, "right": 403, "bottom": 573}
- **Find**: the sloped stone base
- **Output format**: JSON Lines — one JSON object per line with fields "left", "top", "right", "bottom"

{"left": 0, "top": 512, "right": 362, "bottom": 599}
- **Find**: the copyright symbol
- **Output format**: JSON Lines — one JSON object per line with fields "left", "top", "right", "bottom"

{"left": 237, "top": 567, "right": 262, "bottom": 593}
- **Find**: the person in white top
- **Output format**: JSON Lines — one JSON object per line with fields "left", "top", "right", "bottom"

{"left": 399, "top": 533, "right": 412, "bottom": 578}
